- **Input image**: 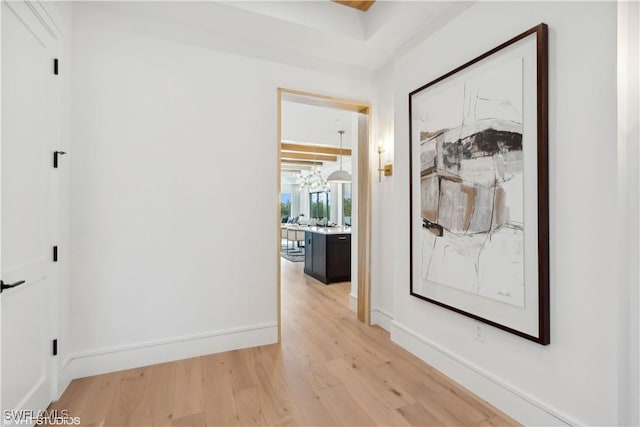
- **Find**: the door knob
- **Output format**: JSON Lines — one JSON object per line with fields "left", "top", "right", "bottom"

{"left": 1, "top": 280, "right": 26, "bottom": 293}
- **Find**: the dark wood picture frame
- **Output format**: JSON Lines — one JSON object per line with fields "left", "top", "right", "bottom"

{"left": 408, "top": 23, "right": 549, "bottom": 345}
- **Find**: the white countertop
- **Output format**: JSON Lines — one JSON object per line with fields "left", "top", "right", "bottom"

{"left": 282, "top": 224, "right": 351, "bottom": 234}
{"left": 303, "top": 226, "right": 351, "bottom": 235}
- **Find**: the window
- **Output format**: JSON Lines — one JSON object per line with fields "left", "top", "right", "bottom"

{"left": 281, "top": 193, "right": 291, "bottom": 221}
{"left": 309, "top": 191, "right": 330, "bottom": 224}
{"left": 342, "top": 184, "right": 352, "bottom": 226}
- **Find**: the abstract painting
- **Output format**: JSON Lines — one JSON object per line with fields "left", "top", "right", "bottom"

{"left": 409, "top": 24, "right": 550, "bottom": 344}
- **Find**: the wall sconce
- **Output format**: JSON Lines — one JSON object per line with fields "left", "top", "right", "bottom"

{"left": 377, "top": 143, "right": 393, "bottom": 183}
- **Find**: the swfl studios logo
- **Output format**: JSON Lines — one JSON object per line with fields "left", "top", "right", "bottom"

{"left": 3, "top": 409, "right": 80, "bottom": 425}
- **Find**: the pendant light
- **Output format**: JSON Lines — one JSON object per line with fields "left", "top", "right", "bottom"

{"left": 327, "top": 130, "right": 351, "bottom": 183}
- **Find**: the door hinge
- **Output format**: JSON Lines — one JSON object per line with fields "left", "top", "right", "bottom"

{"left": 53, "top": 151, "right": 67, "bottom": 168}
{"left": 53, "top": 246, "right": 58, "bottom": 262}
{"left": 53, "top": 58, "right": 59, "bottom": 75}
{"left": 52, "top": 339, "right": 58, "bottom": 356}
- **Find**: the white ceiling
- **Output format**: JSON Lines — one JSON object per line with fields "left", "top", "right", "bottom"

{"left": 281, "top": 101, "right": 356, "bottom": 185}
{"left": 281, "top": 101, "right": 356, "bottom": 147}
{"left": 91, "top": 1, "right": 472, "bottom": 72}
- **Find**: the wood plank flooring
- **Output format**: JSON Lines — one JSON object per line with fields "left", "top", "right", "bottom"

{"left": 46, "top": 260, "right": 519, "bottom": 426}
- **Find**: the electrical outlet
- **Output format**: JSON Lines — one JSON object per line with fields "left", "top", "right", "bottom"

{"left": 474, "top": 323, "right": 485, "bottom": 342}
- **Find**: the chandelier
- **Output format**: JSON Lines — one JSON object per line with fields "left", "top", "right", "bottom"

{"left": 297, "top": 144, "right": 329, "bottom": 191}
{"left": 297, "top": 166, "right": 329, "bottom": 191}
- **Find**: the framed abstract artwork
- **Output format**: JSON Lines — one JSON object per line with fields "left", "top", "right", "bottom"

{"left": 409, "top": 24, "right": 549, "bottom": 344}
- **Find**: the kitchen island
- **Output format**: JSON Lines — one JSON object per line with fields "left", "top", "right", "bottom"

{"left": 304, "top": 227, "right": 351, "bottom": 284}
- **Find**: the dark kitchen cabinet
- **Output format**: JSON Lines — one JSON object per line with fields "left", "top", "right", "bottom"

{"left": 304, "top": 230, "right": 351, "bottom": 284}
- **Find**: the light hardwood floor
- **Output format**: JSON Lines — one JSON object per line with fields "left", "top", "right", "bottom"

{"left": 47, "top": 260, "right": 519, "bottom": 426}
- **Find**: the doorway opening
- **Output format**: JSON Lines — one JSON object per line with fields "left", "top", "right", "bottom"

{"left": 277, "top": 88, "right": 371, "bottom": 340}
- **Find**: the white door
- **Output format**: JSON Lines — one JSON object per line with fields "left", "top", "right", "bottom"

{"left": 1, "top": 1, "right": 59, "bottom": 423}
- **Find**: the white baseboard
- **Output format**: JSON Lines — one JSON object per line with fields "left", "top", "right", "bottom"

{"left": 57, "top": 357, "right": 73, "bottom": 400}
{"left": 65, "top": 323, "right": 278, "bottom": 380}
{"left": 391, "top": 321, "right": 581, "bottom": 427}
{"left": 349, "top": 293, "right": 357, "bottom": 312}
{"left": 371, "top": 308, "right": 393, "bottom": 332}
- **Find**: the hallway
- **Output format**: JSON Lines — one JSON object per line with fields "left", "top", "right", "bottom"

{"left": 48, "top": 260, "right": 518, "bottom": 426}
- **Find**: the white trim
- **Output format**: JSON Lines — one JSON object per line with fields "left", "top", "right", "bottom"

{"left": 35, "top": 1, "right": 63, "bottom": 37}
{"left": 24, "top": 1, "right": 58, "bottom": 40}
{"left": 618, "top": 1, "right": 640, "bottom": 424}
{"left": 391, "top": 321, "right": 581, "bottom": 427}
{"left": 11, "top": 375, "right": 48, "bottom": 414}
{"left": 0, "top": 0, "right": 3, "bottom": 414}
{"left": 65, "top": 323, "right": 277, "bottom": 380}
{"left": 57, "top": 358, "right": 73, "bottom": 400}
{"left": 371, "top": 308, "right": 393, "bottom": 332}
{"left": 4, "top": 1, "right": 55, "bottom": 48}
{"left": 349, "top": 293, "right": 357, "bottom": 312}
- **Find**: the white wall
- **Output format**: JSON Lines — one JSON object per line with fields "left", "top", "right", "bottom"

{"left": 370, "top": 61, "right": 395, "bottom": 331}
{"left": 379, "top": 2, "right": 622, "bottom": 425}
{"left": 68, "top": 2, "right": 371, "bottom": 377}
